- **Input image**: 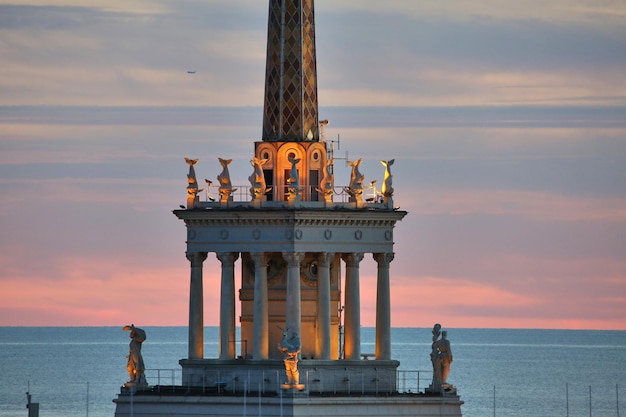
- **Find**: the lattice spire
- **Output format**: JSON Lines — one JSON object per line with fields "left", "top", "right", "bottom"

{"left": 262, "top": 0, "right": 319, "bottom": 142}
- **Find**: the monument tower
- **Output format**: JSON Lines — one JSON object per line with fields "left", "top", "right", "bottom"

{"left": 113, "top": 1, "right": 463, "bottom": 415}
{"left": 176, "top": 0, "right": 405, "bottom": 369}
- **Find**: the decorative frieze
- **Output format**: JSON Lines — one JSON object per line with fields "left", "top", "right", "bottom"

{"left": 176, "top": 211, "right": 404, "bottom": 228}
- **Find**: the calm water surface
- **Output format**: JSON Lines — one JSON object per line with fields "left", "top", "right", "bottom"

{"left": 0, "top": 327, "right": 624, "bottom": 417}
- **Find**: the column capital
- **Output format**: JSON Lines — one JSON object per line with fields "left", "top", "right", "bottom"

{"left": 373, "top": 252, "right": 395, "bottom": 266}
{"left": 250, "top": 252, "right": 270, "bottom": 266}
{"left": 216, "top": 252, "right": 239, "bottom": 265}
{"left": 282, "top": 251, "right": 305, "bottom": 267}
{"left": 317, "top": 252, "right": 335, "bottom": 268}
{"left": 186, "top": 251, "right": 208, "bottom": 266}
{"left": 342, "top": 252, "right": 364, "bottom": 268}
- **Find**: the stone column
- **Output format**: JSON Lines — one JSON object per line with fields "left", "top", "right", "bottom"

{"left": 250, "top": 252, "right": 270, "bottom": 359}
{"left": 316, "top": 252, "right": 334, "bottom": 359}
{"left": 282, "top": 252, "right": 305, "bottom": 338}
{"left": 342, "top": 252, "right": 364, "bottom": 360}
{"left": 216, "top": 252, "right": 239, "bottom": 360}
{"left": 186, "top": 251, "right": 208, "bottom": 359}
{"left": 374, "top": 252, "right": 394, "bottom": 360}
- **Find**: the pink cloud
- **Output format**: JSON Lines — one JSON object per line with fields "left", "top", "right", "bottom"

{"left": 0, "top": 253, "right": 189, "bottom": 326}
{"left": 381, "top": 272, "right": 626, "bottom": 330}
{"left": 2, "top": 256, "right": 624, "bottom": 329}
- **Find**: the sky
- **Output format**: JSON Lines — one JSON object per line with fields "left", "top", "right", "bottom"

{"left": 1, "top": 0, "right": 625, "bottom": 331}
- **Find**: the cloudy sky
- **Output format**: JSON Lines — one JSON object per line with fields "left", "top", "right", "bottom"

{"left": 1, "top": 0, "right": 625, "bottom": 331}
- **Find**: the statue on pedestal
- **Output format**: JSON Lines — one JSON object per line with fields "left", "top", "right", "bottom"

{"left": 427, "top": 323, "right": 455, "bottom": 394}
{"left": 278, "top": 327, "right": 304, "bottom": 390}
{"left": 217, "top": 158, "right": 237, "bottom": 205}
{"left": 286, "top": 156, "right": 302, "bottom": 204}
{"left": 380, "top": 159, "right": 395, "bottom": 207}
{"left": 345, "top": 158, "right": 365, "bottom": 207}
{"left": 435, "top": 330, "right": 453, "bottom": 385}
{"left": 185, "top": 158, "right": 203, "bottom": 209}
{"left": 123, "top": 324, "right": 147, "bottom": 388}
{"left": 248, "top": 157, "right": 271, "bottom": 205}
{"left": 316, "top": 157, "right": 334, "bottom": 205}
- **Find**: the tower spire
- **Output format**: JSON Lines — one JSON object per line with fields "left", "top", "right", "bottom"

{"left": 262, "top": 0, "right": 319, "bottom": 142}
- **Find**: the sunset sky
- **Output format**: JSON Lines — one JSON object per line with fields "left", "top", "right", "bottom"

{"left": 1, "top": 0, "right": 625, "bottom": 330}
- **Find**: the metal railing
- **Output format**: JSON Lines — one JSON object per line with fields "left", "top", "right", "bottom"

{"left": 144, "top": 368, "right": 182, "bottom": 389}
{"left": 202, "top": 184, "right": 383, "bottom": 205}
{"left": 142, "top": 368, "right": 432, "bottom": 396}
{"left": 397, "top": 370, "right": 432, "bottom": 394}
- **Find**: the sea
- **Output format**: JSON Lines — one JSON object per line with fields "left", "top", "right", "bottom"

{"left": 0, "top": 327, "right": 624, "bottom": 417}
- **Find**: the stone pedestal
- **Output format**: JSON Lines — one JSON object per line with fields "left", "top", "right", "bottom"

{"left": 178, "top": 358, "right": 400, "bottom": 394}
{"left": 114, "top": 391, "right": 463, "bottom": 417}
{"left": 122, "top": 381, "right": 149, "bottom": 391}
{"left": 426, "top": 383, "right": 457, "bottom": 396}
{"left": 281, "top": 383, "right": 306, "bottom": 391}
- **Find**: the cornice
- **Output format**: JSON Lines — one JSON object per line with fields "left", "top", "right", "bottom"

{"left": 174, "top": 209, "right": 406, "bottom": 228}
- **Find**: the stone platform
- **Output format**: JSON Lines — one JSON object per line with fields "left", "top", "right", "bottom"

{"left": 179, "top": 359, "right": 401, "bottom": 395}
{"left": 113, "top": 390, "right": 463, "bottom": 417}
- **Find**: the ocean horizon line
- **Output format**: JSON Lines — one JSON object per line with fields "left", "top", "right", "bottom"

{"left": 1, "top": 325, "right": 624, "bottom": 332}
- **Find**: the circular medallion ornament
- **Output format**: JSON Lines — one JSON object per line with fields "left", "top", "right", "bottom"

{"left": 252, "top": 229, "right": 261, "bottom": 240}
{"left": 324, "top": 229, "right": 332, "bottom": 240}
{"left": 295, "top": 229, "right": 303, "bottom": 240}
{"left": 385, "top": 230, "right": 393, "bottom": 241}
{"left": 301, "top": 259, "right": 319, "bottom": 286}
{"left": 188, "top": 230, "right": 196, "bottom": 240}
{"left": 220, "top": 229, "right": 229, "bottom": 240}
{"left": 355, "top": 230, "right": 363, "bottom": 240}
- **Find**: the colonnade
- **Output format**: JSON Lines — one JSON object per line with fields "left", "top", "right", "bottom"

{"left": 185, "top": 251, "right": 395, "bottom": 361}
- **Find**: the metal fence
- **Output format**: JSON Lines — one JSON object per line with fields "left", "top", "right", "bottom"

{"left": 143, "top": 368, "right": 433, "bottom": 395}
{"left": 202, "top": 184, "right": 381, "bottom": 205}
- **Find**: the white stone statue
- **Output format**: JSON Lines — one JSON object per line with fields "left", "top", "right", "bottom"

{"left": 217, "top": 158, "right": 237, "bottom": 204}
{"left": 435, "top": 331, "right": 453, "bottom": 385}
{"left": 316, "top": 157, "right": 334, "bottom": 203}
{"left": 381, "top": 159, "right": 394, "bottom": 196}
{"left": 381, "top": 159, "right": 394, "bottom": 206}
{"left": 248, "top": 157, "right": 271, "bottom": 202}
{"left": 184, "top": 158, "right": 203, "bottom": 209}
{"left": 123, "top": 324, "right": 147, "bottom": 388}
{"left": 428, "top": 323, "right": 454, "bottom": 393}
{"left": 429, "top": 323, "right": 443, "bottom": 391}
{"left": 278, "top": 326, "right": 303, "bottom": 389}
{"left": 344, "top": 158, "right": 364, "bottom": 205}
{"left": 286, "top": 155, "right": 301, "bottom": 203}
